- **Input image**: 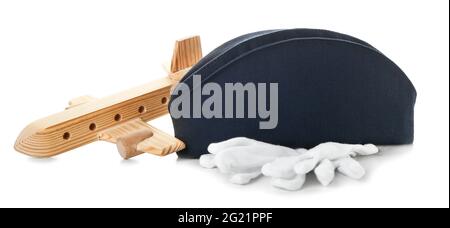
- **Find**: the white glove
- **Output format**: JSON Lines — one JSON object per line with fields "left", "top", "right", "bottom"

{"left": 199, "top": 138, "right": 379, "bottom": 191}
{"left": 262, "top": 142, "right": 379, "bottom": 190}
{"left": 199, "top": 137, "right": 304, "bottom": 184}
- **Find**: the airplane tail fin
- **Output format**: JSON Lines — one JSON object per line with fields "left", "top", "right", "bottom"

{"left": 170, "top": 36, "right": 202, "bottom": 74}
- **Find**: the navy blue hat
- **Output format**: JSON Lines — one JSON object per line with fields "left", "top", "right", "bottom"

{"left": 170, "top": 29, "right": 417, "bottom": 158}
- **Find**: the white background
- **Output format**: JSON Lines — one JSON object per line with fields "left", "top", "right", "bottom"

{"left": 0, "top": 0, "right": 448, "bottom": 208}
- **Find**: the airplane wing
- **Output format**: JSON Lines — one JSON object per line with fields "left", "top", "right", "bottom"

{"left": 98, "top": 118, "right": 185, "bottom": 159}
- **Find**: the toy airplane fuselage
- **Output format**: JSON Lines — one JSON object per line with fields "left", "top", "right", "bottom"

{"left": 15, "top": 36, "right": 202, "bottom": 158}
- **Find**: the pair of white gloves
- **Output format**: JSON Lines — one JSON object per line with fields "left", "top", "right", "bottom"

{"left": 200, "top": 137, "right": 379, "bottom": 191}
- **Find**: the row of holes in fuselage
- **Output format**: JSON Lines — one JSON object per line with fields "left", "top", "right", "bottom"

{"left": 62, "top": 97, "right": 168, "bottom": 140}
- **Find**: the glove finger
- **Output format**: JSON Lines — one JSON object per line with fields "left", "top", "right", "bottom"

{"left": 271, "top": 174, "right": 306, "bottom": 191}
{"left": 207, "top": 137, "right": 257, "bottom": 154}
{"left": 334, "top": 157, "right": 366, "bottom": 179}
{"left": 294, "top": 157, "right": 319, "bottom": 175}
{"left": 199, "top": 154, "right": 216, "bottom": 169}
{"left": 261, "top": 154, "right": 310, "bottom": 179}
{"left": 351, "top": 144, "right": 379, "bottom": 156}
{"left": 314, "top": 159, "right": 336, "bottom": 186}
{"left": 229, "top": 171, "right": 261, "bottom": 185}
{"left": 308, "top": 142, "right": 352, "bottom": 160}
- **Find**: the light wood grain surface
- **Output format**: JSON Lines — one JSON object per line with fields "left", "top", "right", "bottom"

{"left": 15, "top": 36, "right": 202, "bottom": 158}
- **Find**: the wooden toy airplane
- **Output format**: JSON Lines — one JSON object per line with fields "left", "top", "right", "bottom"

{"left": 15, "top": 36, "right": 202, "bottom": 159}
